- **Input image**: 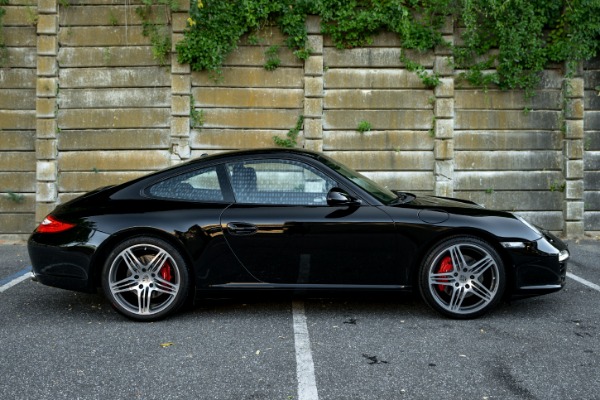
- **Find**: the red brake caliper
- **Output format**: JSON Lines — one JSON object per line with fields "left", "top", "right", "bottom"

{"left": 159, "top": 261, "right": 173, "bottom": 282}
{"left": 437, "top": 256, "right": 453, "bottom": 292}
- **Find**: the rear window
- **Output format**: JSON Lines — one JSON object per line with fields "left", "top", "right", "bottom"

{"left": 147, "top": 166, "right": 224, "bottom": 202}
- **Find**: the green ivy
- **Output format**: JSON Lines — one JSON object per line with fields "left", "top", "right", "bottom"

{"left": 273, "top": 115, "right": 304, "bottom": 148}
{"left": 135, "top": 0, "right": 180, "bottom": 65}
{"left": 175, "top": 0, "right": 599, "bottom": 95}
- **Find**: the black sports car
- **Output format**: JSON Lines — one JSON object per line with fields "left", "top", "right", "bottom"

{"left": 28, "top": 148, "right": 569, "bottom": 321}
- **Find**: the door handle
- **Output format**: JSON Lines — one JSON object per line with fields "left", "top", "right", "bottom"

{"left": 226, "top": 222, "right": 258, "bottom": 235}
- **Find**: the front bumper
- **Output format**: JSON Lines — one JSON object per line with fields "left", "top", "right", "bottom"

{"left": 503, "top": 231, "right": 569, "bottom": 297}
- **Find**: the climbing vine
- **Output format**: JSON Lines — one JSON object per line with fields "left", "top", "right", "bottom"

{"left": 135, "top": 0, "right": 179, "bottom": 65}
{"left": 174, "top": 0, "right": 600, "bottom": 94}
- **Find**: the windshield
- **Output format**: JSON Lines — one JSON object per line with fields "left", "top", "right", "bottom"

{"left": 318, "top": 154, "right": 398, "bottom": 204}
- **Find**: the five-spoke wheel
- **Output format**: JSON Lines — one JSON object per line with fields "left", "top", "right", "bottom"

{"left": 102, "top": 236, "right": 190, "bottom": 321}
{"left": 419, "top": 236, "right": 506, "bottom": 319}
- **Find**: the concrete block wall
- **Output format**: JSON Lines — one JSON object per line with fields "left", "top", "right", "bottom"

{"left": 1, "top": 6, "right": 599, "bottom": 240}
{"left": 0, "top": 0, "right": 38, "bottom": 241}
{"left": 584, "top": 58, "right": 600, "bottom": 235}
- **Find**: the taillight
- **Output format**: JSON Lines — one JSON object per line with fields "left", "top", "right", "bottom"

{"left": 35, "top": 215, "right": 76, "bottom": 233}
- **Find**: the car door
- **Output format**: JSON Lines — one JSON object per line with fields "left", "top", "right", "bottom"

{"left": 220, "top": 157, "right": 399, "bottom": 286}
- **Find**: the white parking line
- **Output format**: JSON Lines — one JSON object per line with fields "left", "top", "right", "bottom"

{"left": 567, "top": 272, "right": 600, "bottom": 293}
{"left": 0, "top": 269, "right": 33, "bottom": 293}
{"left": 292, "top": 301, "right": 319, "bottom": 400}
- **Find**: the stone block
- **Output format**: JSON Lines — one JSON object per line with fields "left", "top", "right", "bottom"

{"left": 434, "top": 56, "right": 453, "bottom": 76}
{"left": 564, "top": 220, "right": 584, "bottom": 237}
{"left": 36, "top": 202, "right": 57, "bottom": 221}
{"left": 59, "top": 150, "right": 172, "bottom": 172}
{"left": 359, "top": 171, "right": 434, "bottom": 192}
{"left": 564, "top": 120, "right": 584, "bottom": 139}
{"left": 204, "top": 109, "right": 300, "bottom": 130}
{"left": 0, "top": 172, "right": 36, "bottom": 192}
{"left": 58, "top": 108, "right": 171, "bottom": 130}
{"left": 0, "top": 110, "right": 36, "bottom": 130}
{"left": 37, "top": 119, "right": 58, "bottom": 139}
{"left": 305, "top": 77, "right": 323, "bottom": 97}
{"left": 455, "top": 171, "right": 562, "bottom": 191}
{"left": 172, "top": 13, "right": 188, "bottom": 33}
{"left": 324, "top": 110, "right": 433, "bottom": 130}
{"left": 37, "top": 78, "right": 57, "bottom": 97}
{"left": 565, "top": 160, "right": 583, "bottom": 179}
{"left": 37, "top": 15, "right": 58, "bottom": 35}
{"left": 171, "top": 117, "right": 191, "bottom": 137}
{"left": 37, "top": 56, "right": 58, "bottom": 76}
{"left": 58, "top": 88, "right": 170, "bottom": 109}
{"left": 435, "top": 139, "right": 454, "bottom": 160}
{"left": 435, "top": 180, "right": 454, "bottom": 197}
{"left": 0, "top": 131, "right": 35, "bottom": 151}
{"left": 193, "top": 67, "right": 302, "bottom": 88}
{"left": 36, "top": 98, "right": 56, "bottom": 118}
{"left": 59, "top": 171, "right": 147, "bottom": 192}
{"left": 456, "top": 150, "right": 561, "bottom": 171}
{"left": 172, "top": 74, "right": 191, "bottom": 94}
{"left": 38, "top": 35, "right": 58, "bottom": 56}
{"left": 434, "top": 78, "right": 454, "bottom": 98}
{"left": 327, "top": 150, "right": 434, "bottom": 171}
{"left": 36, "top": 139, "right": 58, "bottom": 159}
{"left": 455, "top": 131, "right": 562, "bottom": 151}
{"left": 192, "top": 87, "right": 303, "bottom": 109}
{"left": 455, "top": 90, "right": 561, "bottom": 110}
{"left": 58, "top": 129, "right": 169, "bottom": 151}
{"left": 565, "top": 180, "right": 584, "bottom": 200}
{"left": 324, "top": 89, "right": 432, "bottom": 110}
{"left": 325, "top": 69, "right": 424, "bottom": 89}
{"left": 304, "top": 118, "right": 323, "bottom": 139}
{"left": 565, "top": 98, "right": 584, "bottom": 119}
{"left": 307, "top": 35, "right": 323, "bottom": 55}
{"left": 191, "top": 129, "right": 284, "bottom": 149}
{"left": 435, "top": 160, "right": 454, "bottom": 181}
{"left": 564, "top": 201, "right": 584, "bottom": 221}
{"left": 305, "top": 56, "right": 323, "bottom": 76}
{"left": 304, "top": 98, "right": 323, "bottom": 118}
{"left": 0, "top": 152, "right": 36, "bottom": 171}
{"left": 434, "top": 98, "right": 454, "bottom": 118}
{"left": 38, "top": 0, "right": 58, "bottom": 14}
{"left": 172, "top": 60, "right": 191, "bottom": 74}
{"left": 306, "top": 16, "right": 321, "bottom": 34}
{"left": 59, "top": 27, "right": 147, "bottom": 47}
{"left": 566, "top": 78, "right": 584, "bottom": 98}
{"left": 564, "top": 140, "right": 583, "bottom": 160}
{"left": 172, "top": 95, "right": 191, "bottom": 116}
{"left": 36, "top": 182, "right": 58, "bottom": 203}
{"left": 37, "top": 160, "right": 57, "bottom": 181}
{"left": 323, "top": 130, "right": 433, "bottom": 151}
{"left": 303, "top": 139, "right": 323, "bottom": 153}
{"left": 0, "top": 89, "right": 36, "bottom": 110}
{"left": 58, "top": 47, "right": 158, "bottom": 68}
{"left": 435, "top": 118, "right": 454, "bottom": 139}
{"left": 455, "top": 110, "right": 559, "bottom": 130}
{"left": 59, "top": 67, "right": 169, "bottom": 88}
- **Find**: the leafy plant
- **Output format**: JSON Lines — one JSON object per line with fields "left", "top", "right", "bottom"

{"left": 264, "top": 45, "right": 281, "bottom": 71}
{"left": 136, "top": 0, "right": 179, "bottom": 65}
{"left": 357, "top": 120, "right": 372, "bottom": 134}
{"left": 273, "top": 115, "right": 304, "bottom": 148}
{"left": 6, "top": 192, "right": 25, "bottom": 204}
{"left": 190, "top": 95, "right": 204, "bottom": 129}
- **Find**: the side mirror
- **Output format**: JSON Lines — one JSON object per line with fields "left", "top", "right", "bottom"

{"left": 327, "top": 188, "right": 361, "bottom": 207}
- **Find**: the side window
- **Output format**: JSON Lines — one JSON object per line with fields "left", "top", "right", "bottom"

{"left": 147, "top": 166, "right": 224, "bottom": 202}
{"left": 226, "top": 159, "right": 336, "bottom": 205}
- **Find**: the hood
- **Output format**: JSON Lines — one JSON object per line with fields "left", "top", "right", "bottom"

{"left": 398, "top": 194, "right": 483, "bottom": 209}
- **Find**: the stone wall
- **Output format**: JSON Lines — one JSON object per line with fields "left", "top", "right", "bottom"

{"left": 0, "top": 0, "right": 599, "bottom": 241}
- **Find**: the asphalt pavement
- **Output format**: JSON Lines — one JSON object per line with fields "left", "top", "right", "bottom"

{"left": 1, "top": 238, "right": 599, "bottom": 400}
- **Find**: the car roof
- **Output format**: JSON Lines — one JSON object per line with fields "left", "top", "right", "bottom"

{"left": 187, "top": 147, "right": 324, "bottom": 165}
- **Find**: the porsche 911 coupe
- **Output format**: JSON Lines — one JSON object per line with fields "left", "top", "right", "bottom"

{"left": 28, "top": 148, "right": 569, "bottom": 321}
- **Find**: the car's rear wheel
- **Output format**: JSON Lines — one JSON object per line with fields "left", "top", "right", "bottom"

{"left": 101, "top": 236, "right": 190, "bottom": 321}
{"left": 419, "top": 236, "right": 505, "bottom": 319}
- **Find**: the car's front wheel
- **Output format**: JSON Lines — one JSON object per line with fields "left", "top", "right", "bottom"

{"left": 419, "top": 236, "right": 506, "bottom": 319}
{"left": 101, "top": 236, "right": 190, "bottom": 321}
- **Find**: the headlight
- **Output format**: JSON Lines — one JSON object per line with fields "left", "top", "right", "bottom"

{"left": 515, "top": 215, "right": 542, "bottom": 237}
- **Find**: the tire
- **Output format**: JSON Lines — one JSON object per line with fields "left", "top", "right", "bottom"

{"left": 101, "top": 236, "right": 190, "bottom": 321}
{"left": 418, "top": 236, "right": 506, "bottom": 319}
